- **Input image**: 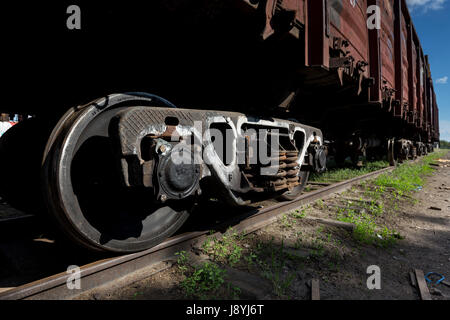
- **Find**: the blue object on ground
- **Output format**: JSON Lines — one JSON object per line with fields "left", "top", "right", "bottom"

{"left": 425, "top": 272, "right": 445, "bottom": 285}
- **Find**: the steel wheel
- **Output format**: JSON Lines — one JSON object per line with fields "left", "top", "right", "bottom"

{"left": 42, "top": 93, "right": 192, "bottom": 253}
{"left": 387, "top": 139, "right": 396, "bottom": 166}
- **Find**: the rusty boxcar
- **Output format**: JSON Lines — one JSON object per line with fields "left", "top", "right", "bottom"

{"left": 0, "top": 0, "right": 440, "bottom": 252}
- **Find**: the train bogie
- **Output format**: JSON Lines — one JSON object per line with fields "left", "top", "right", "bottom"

{"left": 0, "top": 93, "right": 324, "bottom": 252}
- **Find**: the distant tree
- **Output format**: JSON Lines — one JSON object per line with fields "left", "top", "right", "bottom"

{"left": 440, "top": 140, "right": 450, "bottom": 149}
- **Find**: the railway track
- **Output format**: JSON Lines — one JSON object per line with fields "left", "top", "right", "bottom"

{"left": 0, "top": 166, "right": 395, "bottom": 300}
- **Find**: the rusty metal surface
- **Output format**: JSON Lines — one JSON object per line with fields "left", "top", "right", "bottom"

{"left": 0, "top": 165, "right": 394, "bottom": 300}
{"left": 400, "top": 9, "right": 410, "bottom": 114}
{"left": 359, "top": 0, "right": 438, "bottom": 144}
{"left": 329, "top": 0, "right": 369, "bottom": 66}
{"left": 261, "top": 0, "right": 306, "bottom": 39}
{"left": 380, "top": 0, "right": 396, "bottom": 93}
{"left": 407, "top": 25, "right": 416, "bottom": 123}
{"left": 393, "top": 0, "right": 403, "bottom": 118}
{"left": 306, "top": 0, "right": 330, "bottom": 68}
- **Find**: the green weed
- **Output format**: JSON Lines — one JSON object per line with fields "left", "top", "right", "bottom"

{"left": 202, "top": 228, "right": 244, "bottom": 266}
{"left": 310, "top": 160, "right": 389, "bottom": 183}
{"left": 181, "top": 262, "right": 226, "bottom": 299}
{"left": 175, "top": 250, "right": 189, "bottom": 274}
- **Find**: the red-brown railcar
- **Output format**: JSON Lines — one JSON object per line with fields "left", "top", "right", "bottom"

{"left": 0, "top": 0, "right": 440, "bottom": 252}
{"left": 375, "top": 0, "right": 396, "bottom": 109}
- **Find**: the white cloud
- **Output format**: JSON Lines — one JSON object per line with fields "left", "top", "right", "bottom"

{"left": 406, "top": 0, "right": 447, "bottom": 11}
{"left": 436, "top": 76, "right": 448, "bottom": 84}
{"left": 440, "top": 119, "right": 450, "bottom": 141}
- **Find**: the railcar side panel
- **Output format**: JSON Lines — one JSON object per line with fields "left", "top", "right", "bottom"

{"left": 380, "top": 0, "right": 396, "bottom": 91}
{"left": 400, "top": 11, "right": 410, "bottom": 114}
{"left": 329, "top": 0, "right": 369, "bottom": 66}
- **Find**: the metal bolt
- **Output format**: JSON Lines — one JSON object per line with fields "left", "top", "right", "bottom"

{"left": 159, "top": 145, "right": 167, "bottom": 153}
{"left": 160, "top": 194, "right": 167, "bottom": 203}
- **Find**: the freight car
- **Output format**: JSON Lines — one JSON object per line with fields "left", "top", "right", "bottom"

{"left": 0, "top": 0, "right": 439, "bottom": 252}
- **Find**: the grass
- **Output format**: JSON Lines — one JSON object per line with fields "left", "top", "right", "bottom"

{"left": 255, "top": 239, "right": 296, "bottom": 298}
{"left": 290, "top": 208, "right": 307, "bottom": 219}
{"left": 373, "top": 163, "right": 431, "bottom": 193}
{"left": 175, "top": 250, "right": 241, "bottom": 299}
{"left": 198, "top": 232, "right": 300, "bottom": 298}
{"left": 175, "top": 250, "right": 189, "bottom": 274}
{"left": 175, "top": 150, "right": 448, "bottom": 299}
{"left": 202, "top": 228, "right": 244, "bottom": 267}
{"left": 180, "top": 261, "right": 227, "bottom": 299}
{"left": 280, "top": 214, "right": 293, "bottom": 229}
{"left": 310, "top": 160, "right": 389, "bottom": 183}
{"left": 373, "top": 151, "right": 446, "bottom": 193}
{"left": 315, "top": 199, "right": 326, "bottom": 209}
{"left": 334, "top": 150, "right": 446, "bottom": 247}
{"left": 336, "top": 207, "right": 399, "bottom": 248}
{"left": 280, "top": 207, "right": 309, "bottom": 230}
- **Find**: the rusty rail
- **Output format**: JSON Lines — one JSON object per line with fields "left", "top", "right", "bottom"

{"left": 0, "top": 166, "right": 394, "bottom": 300}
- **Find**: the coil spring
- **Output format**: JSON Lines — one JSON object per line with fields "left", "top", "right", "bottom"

{"left": 270, "top": 151, "right": 300, "bottom": 192}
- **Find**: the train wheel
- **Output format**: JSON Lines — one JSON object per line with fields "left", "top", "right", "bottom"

{"left": 387, "top": 139, "right": 396, "bottom": 166}
{"left": 41, "top": 94, "right": 193, "bottom": 253}
{"left": 278, "top": 170, "right": 310, "bottom": 201}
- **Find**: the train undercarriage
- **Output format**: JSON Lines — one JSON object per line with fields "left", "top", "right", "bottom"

{"left": 0, "top": 91, "right": 431, "bottom": 253}
{"left": 0, "top": 1, "right": 439, "bottom": 253}
{"left": 0, "top": 93, "right": 326, "bottom": 252}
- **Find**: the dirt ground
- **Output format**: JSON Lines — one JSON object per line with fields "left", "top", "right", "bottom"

{"left": 76, "top": 151, "right": 450, "bottom": 300}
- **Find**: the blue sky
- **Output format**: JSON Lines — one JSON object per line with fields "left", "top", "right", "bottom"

{"left": 406, "top": 0, "right": 450, "bottom": 141}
